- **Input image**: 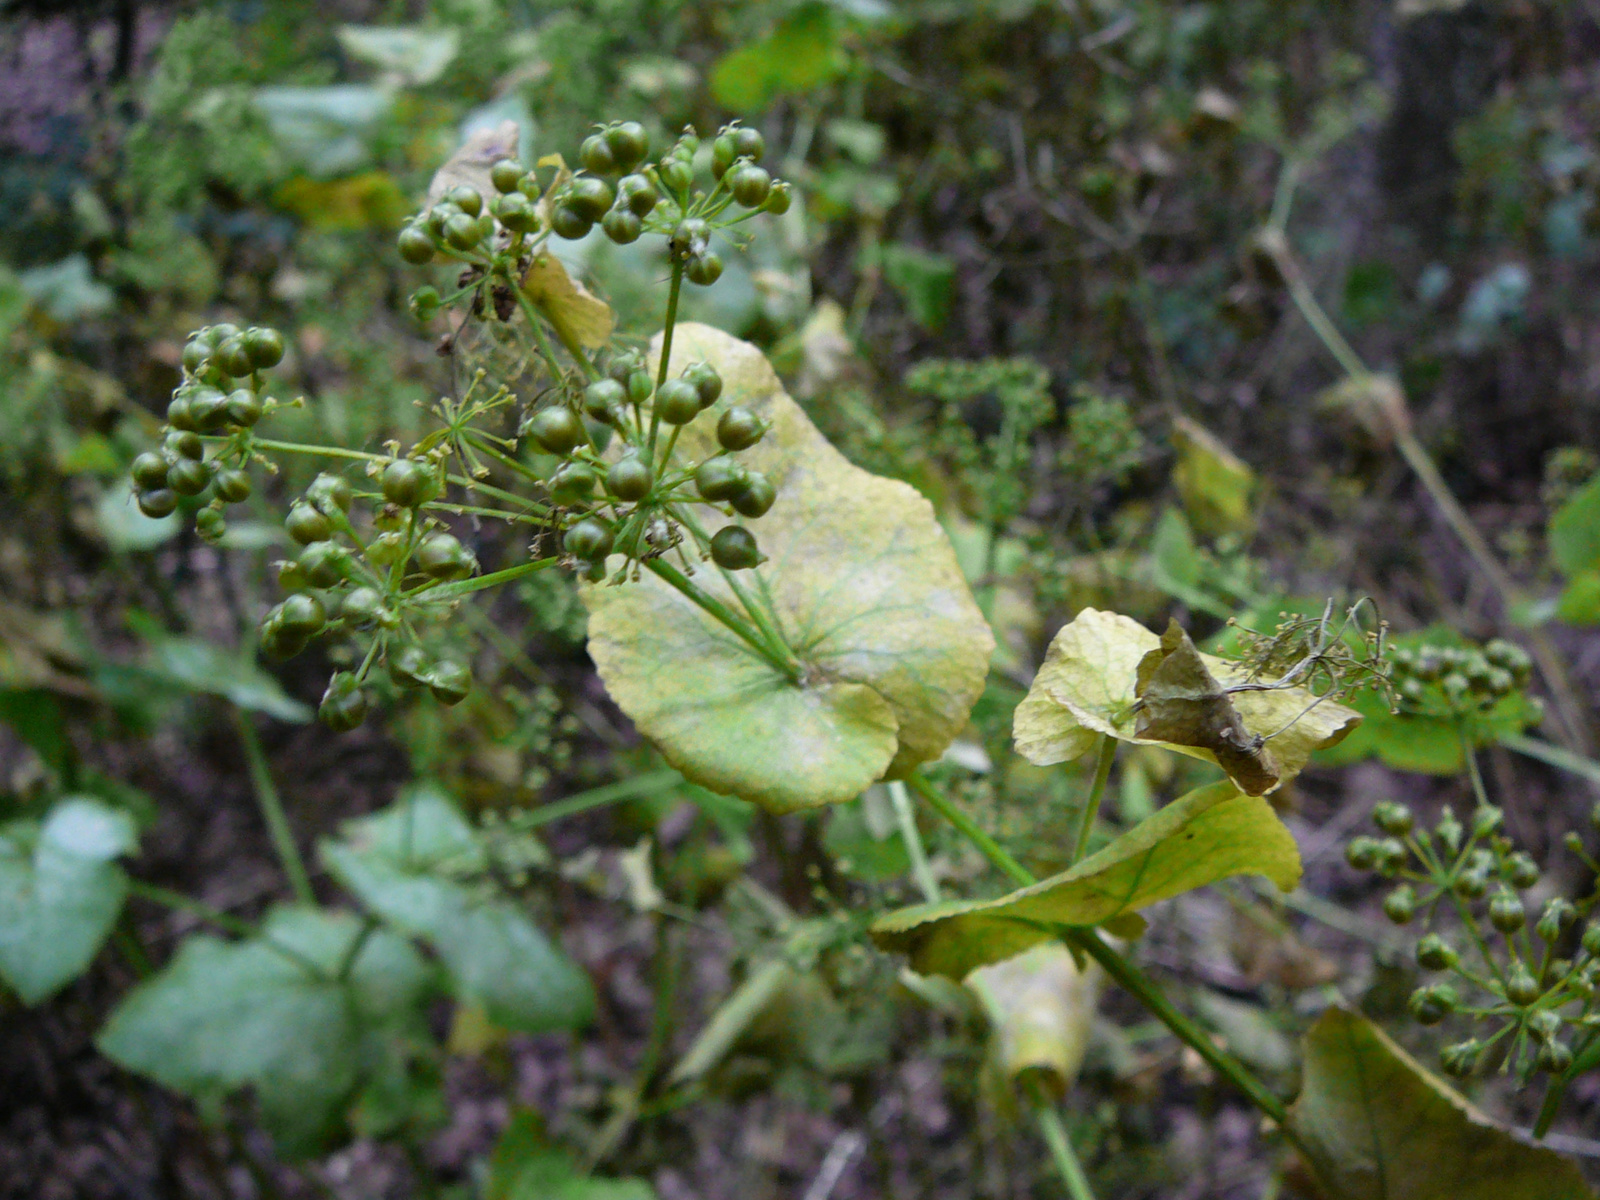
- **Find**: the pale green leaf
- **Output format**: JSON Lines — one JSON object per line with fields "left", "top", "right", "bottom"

{"left": 1013, "top": 608, "right": 1359, "bottom": 794}
{"left": 1289, "top": 1007, "right": 1593, "bottom": 1200}
{"left": 97, "top": 906, "right": 430, "bottom": 1157}
{"left": 966, "top": 943, "right": 1101, "bottom": 1096}
{"left": 488, "top": 1112, "right": 657, "bottom": 1200}
{"left": 709, "top": 2, "right": 844, "bottom": 113}
{"left": 582, "top": 324, "right": 993, "bottom": 813}
{"left": 143, "top": 634, "right": 312, "bottom": 722}
{"left": 95, "top": 480, "right": 179, "bottom": 551}
{"left": 1551, "top": 473, "right": 1600, "bottom": 577}
{"left": 321, "top": 785, "right": 594, "bottom": 1033}
{"left": 870, "top": 780, "right": 1301, "bottom": 978}
{"left": 0, "top": 797, "right": 136, "bottom": 1004}
{"left": 1171, "top": 415, "right": 1256, "bottom": 539}
{"left": 336, "top": 25, "right": 458, "bottom": 85}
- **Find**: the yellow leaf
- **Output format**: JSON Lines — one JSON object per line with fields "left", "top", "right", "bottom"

{"left": 520, "top": 253, "right": 615, "bottom": 351}
{"left": 1172, "top": 415, "right": 1256, "bottom": 539}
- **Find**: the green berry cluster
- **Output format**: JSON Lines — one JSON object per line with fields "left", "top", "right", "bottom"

{"left": 529, "top": 349, "right": 774, "bottom": 580}
{"left": 1387, "top": 638, "right": 1535, "bottom": 718}
{"left": 130, "top": 323, "right": 285, "bottom": 536}
{"left": 1346, "top": 797, "right": 1600, "bottom": 1082}
{"left": 395, "top": 119, "right": 790, "bottom": 300}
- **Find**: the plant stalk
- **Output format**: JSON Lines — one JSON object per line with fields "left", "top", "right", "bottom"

{"left": 649, "top": 262, "right": 685, "bottom": 459}
{"left": 645, "top": 558, "right": 804, "bottom": 681}
{"left": 231, "top": 708, "right": 315, "bottom": 906}
{"left": 1025, "top": 1075, "right": 1097, "bottom": 1200}
{"left": 1070, "top": 736, "right": 1116, "bottom": 866}
{"left": 889, "top": 780, "right": 941, "bottom": 903}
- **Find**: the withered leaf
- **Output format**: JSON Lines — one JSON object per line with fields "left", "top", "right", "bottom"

{"left": 1134, "top": 620, "right": 1279, "bottom": 795}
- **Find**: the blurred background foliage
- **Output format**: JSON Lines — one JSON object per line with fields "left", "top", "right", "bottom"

{"left": 7, "top": 0, "right": 1600, "bottom": 1197}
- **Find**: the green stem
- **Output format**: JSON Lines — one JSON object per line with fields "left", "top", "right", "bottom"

{"left": 907, "top": 768, "right": 1304, "bottom": 1148}
{"left": 402, "top": 556, "right": 557, "bottom": 601}
{"left": 334, "top": 916, "right": 378, "bottom": 982}
{"left": 650, "top": 262, "right": 685, "bottom": 459}
{"left": 515, "top": 769, "right": 683, "bottom": 828}
{"left": 231, "top": 707, "right": 315, "bottom": 906}
{"left": 889, "top": 780, "right": 941, "bottom": 904}
{"left": 1501, "top": 735, "right": 1600, "bottom": 785}
{"left": 1026, "top": 1076, "right": 1096, "bottom": 1200}
{"left": 126, "top": 880, "right": 325, "bottom": 977}
{"left": 1070, "top": 736, "right": 1116, "bottom": 866}
{"left": 645, "top": 558, "right": 802, "bottom": 681}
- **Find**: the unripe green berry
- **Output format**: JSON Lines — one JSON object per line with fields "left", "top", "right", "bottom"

{"left": 565, "top": 176, "right": 615, "bottom": 221}
{"left": 1472, "top": 806, "right": 1504, "bottom": 838}
{"left": 1375, "top": 837, "right": 1407, "bottom": 876}
{"left": 195, "top": 507, "right": 226, "bottom": 542}
{"left": 655, "top": 379, "right": 702, "bottom": 425}
{"left": 494, "top": 192, "right": 539, "bottom": 234}
{"left": 427, "top": 659, "right": 472, "bottom": 706}
{"left": 444, "top": 212, "right": 481, "bottom": 249}
{"left": 1529, "top": 1009, "right": 1563, "bottom": 1041}
{"left": 275, "top": 592, "right": 326, "bottom": 638}
{"left": 695, "top": 456, "right": 749, "bottom": 502}
{"left": 189, "top": 388, "right": 230, "bottom": 431}
{"left": 685, "top": 250, "right": 723, "bottom": 286}
{"left": 225, "top": 389, "right": 263, "bottom": 427}
{"left": 243, "top": 327, "right": 285, "bottom": 370}
{"left": 382, "top": 458, "right": 434, "bottom": 508}
{"left": 1384, "top": 885, "right": 1417, "bottom": 925}
{"left": 319, "top": 672, "right": 368, "bottom": 732}
{"left": 297, "top": 541, "right": 345, "bottom": 588}
{"left": 710, "top": 525, "right": 760, "bottom": 570}
{"left": 167, "top": 457, "right": 212, "bottom": 496}
{"left": 1506, "top": 964, "right": 1541, "bottom": 1005}
{"left": 1416, "top": 933, "right": 1458, "bottom": 970}
{"left": 1583, "top": 925, "right": 1600, "bottom": 957}
{"left": 618, "top": 173, "right": 659, "bottom": 216}
{"left": 711, "top": 134, "right": 736, "bottom": 179}
{"left": 1538, "top": 899, "right": 1576, "bottom": 943}
{"left": 1373, "top": 801, "right": 1413, "bottom": 837}
{"left": 526, "top": 405, "right": 585, "bottom": 455}
{"left": 1539, "top": 1039, "right": 1574, "bottom": 1074}
{"left": 579, "top": 133, "right": 617, "bottom": 175}
{"left": 717, "top": 406, "right": 765, "bottom": 451}
{"left": 564, "top": 517, "right": 614, "bottom": 560}
{"left": 550, "top": 462, "right": 598, "bottom": 506}
{"left": 685, "top": 361, "right": 722, "bottom": 407}
{"left": 167, "top": 430, "right": 203, "bottom": 460}
{"left": 286, "top": 502, "right": 332, "bottom": 544}
{"left": 730, "top": 164, "right": 772, "bottom": 208}
{"left": 602, "top": 208, "right": 642, "bottom": 244}
{"left": 764, "top": 180, "right": 793, "bottom": 214}
{"left": 490, "top": 158, "right": 524, "bottom": 194}
{"left": 389, "top": 644, "right": 431, "bottom": 689}
{"left": 1440, "top": 1040, "right": 1481, "bottom": 1077}
{"left": 1454, "top": 869, "right": 1488, "bottom": 900}
{"left": 132, "top": 452, "right": 170, "bottom": 490}
{"left": 166, "top": 395, "right": 197, "bottom": 431}
{"left": 627, "top": 369, "right": 654, "bottom": 406}
{"left": 1489, "top": 888, "right": 1525, "bottom": 933}
{"left": 730, "top": 472, "right": 776, "bottom": 518}
{"left": 446, "top": 185, "right": 482, "bottom": 217}
{"left": 606, "top": 455, "right": 653, "bottom": 502}
{"left": 1506, "top": 852, "right": 1540, "bottom": 890}
{"left": 307, "top": 472, "right": 352, "bottom": 514}
{"left": 417, "top": 532, "right": 475, "bottom": 581}
{"left": 659, "top": 157, "right": 693, "bottom": 193}
{"left": 340, "top": 586, "right": 386, "bottom": 629}
{"left": 215, "top": 337, "right": 254, "bottom": 378}
{"left": 584, "top": 378, "right": 626, "bottom": 422}
{"left": 731, "top": 126, "right": 765, "bottom": 163}
{"left": 1345, "top": 836, "right": 1380, "bottom": 871}
{"left": 1408, "top": 983, "right": 1457, "bottom": 1025}
{"left": 604, "top": 121, "right": 648, "bottom": 169}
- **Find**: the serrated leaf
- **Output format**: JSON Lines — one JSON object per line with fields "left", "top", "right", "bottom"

{"left": 0, "top": 797, "right": 137, "bottom": 1003}
{"left": 1171, "top": 415, "right": 1256, "bottom": 539}
{"left": 1014, "top": 609, "right": 1358, "bottom": 794}
{"left": 1289, "top": 1007, "right": 1593, "bottom": 1200}
{"left": 97, "top": 906, "right": 430, "bottom": 1157}
{"left": 320, "top": 785, "right": 594, "bottom": 1034}
{"left": 966, "top": 943, "right": 1101, "bottom": 1096}
{"left": 870, "top": 779, "right": 1301, "bottom": 978}
{"left": 582, "top": 324, "right": 993, "bottom": 813}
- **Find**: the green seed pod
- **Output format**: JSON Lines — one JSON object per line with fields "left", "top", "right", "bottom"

{"left": 225, "top": 389, "right": 264, "bottom": 427}
{"left": 710, "top": 525, "right": 760, "bottom": 570}
{"left": 490, "top": 158, "right": 524, "bottom": 194}
{"left": 1375, "top": 837, "right": 1407, "bottom": 877}
{"left": 214, "top": 469, "right": 251, "bottom": 503}
{"left": 389, "top": 644, "right": 431, "bottom": 689}
{"left": 526, "top": 405, "right": 585, "bottom": 455}
{"left": 1506, "top": 963, "right": 1541, "bottom": 1006}
{"left": 306, "top": 472, "right": 352, "bottom": 514}
{"left": 1538, "top": 1039, "right": 1574, "bottom": 1074}
{"left": 444, "top": 212, "right": 482, "bottom": 250}
{"left": 1529, "top": 1009, "right": 1563, "bottom": 1041}
{"left": 137, "top": 489, "right": 178, "bottom": 518}
{"left": 132, "top": 452, "right": 171, "bottom": 491}
{"left": 655, "top": 379, "right": 702, "bottom": 425}
{"left": 584, "top": 378, "right": 626, "bottom": 423}
{"left": 167, "top": 430, "right": 204, "bottom": 460}
{"left": 1454, "top": 868, "right": 1488, "bottom": 900}
{"left": 565, "top": 176, "right": 615, "bottom": 222}
{"left": 181, "top": 337, "right": 210, "bottom": 374}
{"left": 618, "top": 172, "right": 659, "bottom": 217}
{"left": 319, "top": 672, "right": 368, "bottom": 733}
{"left": 1506, "top": 852, "right": 1540, "bottom": 890}
{"left": 659, "top": 157, "right": 693, "bottom": 193}
{"left": 711, "top": 133, "right": 736, "bottom": 179}
{"left": 417, "top": 532, "right": 476, "bottom": 581}
{"left": 446, "top": 185, "right": 483, "bottom": 217}
{"left": 685, "top": 361, "right": 723, "bottom": 408}
{"left": 427, "top": 659, "right": 472, "bottom": 706}
{"left": 564, "top": 517, "right": 614, "bottom": 560}
{"left": 601, "top": 208, "right": 643, "bottom": 244}
{"left": 341, "top": 586, "right": 386, "bottom": 629}
{"left": 517, "top": 171, "right": 541, "bottom": 199}
{"left": 685, "top": 250, "right": 723, "bottom": 286}
{"left": 1383, "top": 885, "right": 1417, "bottom": 925}
{"left": 243, "top": 327, "right": 285, "bottom": 370}
{"left": 730, "top": 164, "right": 772, "bottom": 208}
{"left": 605, "top": 121, "right": 649, "bottom": 169}
{"left": 215, "top": 337, "right": 255, "bottom": 378}
{"left": 695, "top": 456, "right": 749, "bottom": 502}
{"left": 167, "top": 457, "right": 212, "bottom": 496}
{"left": 286, "top": 502, "right": 333, "bottom": 544}
{"left": 550, "top": 463, "right": 599, "bottom": 506}
{"left": 1472, "top": 806, "right": 1504, "bottom": 838}
{"left": 195, "top": 507, "right": 226, "bottom": 542}
{"left": 382, "top": 458, "right": 435, "bottom": 508}
{"left": 1408, "top": 983, "right": 1457, "bottom": 1025}
{"left": 424, "top": 204, "right": 455, "bottom": 236}
{"left": 1539, "top": 899, "right": 1577, "bottom": 942}
{"left": 606, "top": 455, "right": 653, "bottom": 502}
{"left": 1440, "top": 1040, "right": 1481, "bottom": 1077}
{"left": 494, "top": 192, "right": 539, "bottom": 234}
{"left": 275, "top": 592, "right": 327, "bottom": 638}
{"left": 579, "top": 133, "right": 617, "bottom": 175}
{"left": 1441, "top": 672, "right": 1470, "bottom": 705}
{"left": 1435, "top": 807, "right": 1463, "bottom": 854}
{"left": 1344, "top": 836, "right": 1380, "bottom": 871}
{"left": 1583, "top": 924, "right": 1600, "bottom": 957}
{"left": 627, "top": 369, "right": 654, "bottom": 406}
{"left": 297, "top": 541, "right": 345, "bottom": 588}
{"left": 1489, "top": 888, "right": 1525, "bottom": 933}
{"left": 764, "top": 180, "right": 793, "bottom": 215}
{"left": 189, "top": 387, "right": 231, "bottom": 432}
{"left": 1416, "top": 933, "right": 1458, "bottom": 970}
{"left": 259, "top": 623, "right": 308, "bottom": 661}
{"left": 717, "top": 406, "right": 764, "bottom": 451}
{"left": 731, "top": 125, "right": 765, "bottom": 163}
{"left": 167, "top": 395, "right": 198, "bottom": 432}
{"left": 730, "top": 472, "right": 775, "bottom": 518}
{"left": 1373, "top": 801, "right": 1413, "bottom": 837}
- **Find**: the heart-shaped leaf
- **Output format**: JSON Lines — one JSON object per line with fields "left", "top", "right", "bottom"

{"left": 1289, "top": 1007, "right": 1593, "bottom": 1200}
{"left": 582, "top": 324, "right": 993, "bottom": 813}
{"left": 321, "top": 785, "right": 594, "bottom": 1034}
{"left": 0, "top": 797, "right": 137, "bottom": 1003}
{"left": 1013, "top": 608, "right": 1359, "bottom": 794}
{"left": 871, "top": 779, "right": 1301, "bottom": 978}
{"left": 98, "top": 906, "right": 431, "bottom": 1157}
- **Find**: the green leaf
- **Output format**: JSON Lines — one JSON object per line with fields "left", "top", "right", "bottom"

{"left": 95, "top": 480, "right": 180, "bottom": 551}
{"left": 870, "top": 779, "right": 1301, "bottom": 978}
{"left": 582, "top": 324, "right": 993, "bottom": 813}
{"left": 1550, "top": 473, "right": 1600, "bottom": 577}
{"left": 141, "top": 634, "right": 312, "bottom": 722}
{"left": 0, "top": 688, "right": 69, "bottom": 775}
{"left": 1013, "top": 609, "right": 1359, "bottom": 794}
{"left": 97, "top": 906, "right": 431, "bottom": 1157}
{"left": 1288, "top": 1007, "right": 1593, "bottom": 1200}
{"left": 0, "top": 797, "right": 137, "bottom": 1003}
{"left": 487, "top": 1112, "right": 657, "bottom": 1200}
{"left": 1557, "top": 569, "right": 1600, "bottom": 625}
{"left": 320, "top": 785, "right": 594, "bottom": 1034}
{"left": 709, "top": 2, "right": 845, "bottom": 113}
{"left": 1171, "top": 415, "right": 1256, "bottom": 540}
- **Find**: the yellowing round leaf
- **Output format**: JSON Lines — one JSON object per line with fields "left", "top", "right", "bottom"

{"left": 582, "top": 324, "right": 993, "bottom": 813}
